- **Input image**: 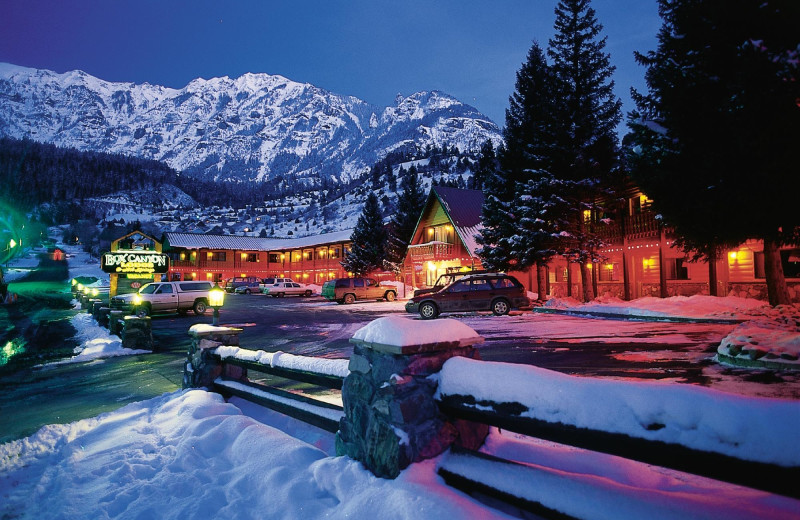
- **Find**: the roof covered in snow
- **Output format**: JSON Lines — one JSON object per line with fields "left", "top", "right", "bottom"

{"left": 163, "top": 230, "right": 353, "bottom": 251}
{"left": 431, "top": 186, "right": 484, "bottom": 258}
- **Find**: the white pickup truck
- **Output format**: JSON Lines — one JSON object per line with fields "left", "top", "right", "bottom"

{"left": 110, "top": 281, "right": 214, "bottom": 316}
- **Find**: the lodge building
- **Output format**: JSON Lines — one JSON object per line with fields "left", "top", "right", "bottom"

{"left": 402, "top": 186, "right": 800, "bottom": 303}
{"left": 161, "top": 230, "right": 356, "bottom": 285}
{"left": 109, "top": 187, "right": 799, "bottom": 303}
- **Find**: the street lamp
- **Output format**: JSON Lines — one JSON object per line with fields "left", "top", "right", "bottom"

{"left": 209, "top": 283, "right": 225, "bottom": 326}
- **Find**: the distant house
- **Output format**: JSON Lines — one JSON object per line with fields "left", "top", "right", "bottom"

{"left": 402, "top": 186, "right": 800, "bottom": 302}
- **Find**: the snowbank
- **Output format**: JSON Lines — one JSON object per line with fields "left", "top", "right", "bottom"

{"left": 0, "top": 390, "right": 511, "bottom": 520}
{"left": 39, "top": 314, "right": 149, "bottom": 366}
{"left": 545, "top": 295, "right": 769, "bottom": 320}
{"left": 718, "top": 306, "right": 800, "bottom": 367}
{"left": 437, "top": 356, "right": 800, "bottom": 466}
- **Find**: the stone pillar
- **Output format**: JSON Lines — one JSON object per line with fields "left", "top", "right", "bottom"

{"left": 96, "top": 307, "right": 111, "bottom": 328}
{"left": 88, "top": 298, "right": 103, "bottom": 314}
{"left": 122, "top": 316, "right": 154, "bottom": 351}
{"left": 108, "top": 310, "right": 125, "bottom": 335}
{"left": 337, "top": 336, "right": 488, "bottom": 479}
{"left": 183, "top": 325, "right": 245, "bottom": 389}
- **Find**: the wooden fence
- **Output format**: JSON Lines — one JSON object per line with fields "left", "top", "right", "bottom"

{"left": 207, "top": 349, "right": 346, "bottom": 433}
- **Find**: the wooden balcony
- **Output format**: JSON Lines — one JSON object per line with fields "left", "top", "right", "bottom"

{"left": 590, "top": 211, "right": 662, "bottom": 242}
{"left": 407, "top": 241, "right": 454, "bottom": 261}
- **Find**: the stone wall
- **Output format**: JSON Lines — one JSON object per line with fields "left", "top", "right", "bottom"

{"left": 336, "top": 342, "right": 488, "bottom": 479}
{"left": 183, "top": 326, "right": 245, "bottom": 389}
{"left": 727, "top": 282, "right": 800, "bottom": 303}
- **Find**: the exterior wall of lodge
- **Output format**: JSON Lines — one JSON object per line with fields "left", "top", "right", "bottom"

{"left": 166, "top": 241, "right": 353, "bottom": 286}
{"left": 402, "top": 191, "right": 800, "bottom": 304}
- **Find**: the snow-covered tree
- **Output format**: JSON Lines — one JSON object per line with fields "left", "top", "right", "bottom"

{"left": 342, "top": 193, "right": 387, "bottom": 276}
{"left": 627, "top": 0, "right": 800, "bottom": 306}
{"left": 547, "top": 0, "right": 622, "bottom": 301}
{"left": 385, "top": 165, "right": 426, "bottom": 273}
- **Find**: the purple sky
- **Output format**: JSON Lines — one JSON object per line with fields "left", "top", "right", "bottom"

{"left": 0, "top": 0, "right": 661, "bottom": 129}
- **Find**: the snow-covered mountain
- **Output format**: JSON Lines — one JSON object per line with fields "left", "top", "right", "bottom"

{"left": 0, "top": 63, "right": 502, "bottom": 183}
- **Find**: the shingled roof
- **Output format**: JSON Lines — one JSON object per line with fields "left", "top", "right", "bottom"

{"left": 163, "top": 229, "right": 353, "bottom": 251}
{"left": 431, "top": 186, "right": 485, "bottom": 258}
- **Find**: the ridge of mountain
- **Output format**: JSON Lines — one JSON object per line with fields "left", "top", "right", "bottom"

{"left": 0, "top": 63, "right": 502, "bottom": 184}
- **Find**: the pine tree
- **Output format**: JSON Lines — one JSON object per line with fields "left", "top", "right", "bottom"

{"left": 342, "top": 193, "right": 387, "bottom": 276}
{"left": 627, "top": 0, "right": 800, "bottom": 306}
{"left": 385, "top": 165, "right": 426, "bottom": 273}
{"left": 470, "top": 140, "right": 497, "bottom": 191}
{"left": 547, "top": 0, "right": 622, "bottom": 301}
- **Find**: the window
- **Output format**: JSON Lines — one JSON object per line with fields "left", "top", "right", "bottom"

{"left": 354, "top": 278, "right": 365, "bottom": 288}
{"left": 291, "top": 251, "right": 302, "bottom": 263}
{"left": 599, "top": 263, "right": 619, "bottom": 282}
{"left": 156, "top": 285, "right": 173, "bottom": 294}
{"left": 269, "top": 253, "right": 281, "bottom": 263}
{"left": 329, "top": 247, "right": 340, "bottom": 259}
{"left": 449, "top": 281, "right": 471, "bottom": 293}
{"left": 210, "top": 251, "right": 226, "bottom": 262}
{"left": 335, "top": 279, "right": 351, "bottom": 288}
{"left": 471, "top": 279, "right": 491, "bottom": 291}
{"left": 245, "top": 253, "right": 258, "bottom": 263}
{"left": 755, "top": 249, "right": 800, "bottom": 279}
{"left": 489, "top": 277, "right": 517, "bottom": 289}
{"left": 665, "top": 258, "right": 689, "bottom": 280}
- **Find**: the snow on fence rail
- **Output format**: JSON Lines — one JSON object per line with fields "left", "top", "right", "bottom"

{"left": 209, "top": 346, "right": 347, "bottom": 432}
{"left": 435, "top": 356, "right": 800, "bottom": 500}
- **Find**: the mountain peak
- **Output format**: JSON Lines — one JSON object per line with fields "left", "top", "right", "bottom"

{"left": 0, "top": 63, "right": 502, "bottom": 184}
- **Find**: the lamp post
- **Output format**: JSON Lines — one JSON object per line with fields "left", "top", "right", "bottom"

{"left": 209, "top": 283, "right": 225, "bottom": 326}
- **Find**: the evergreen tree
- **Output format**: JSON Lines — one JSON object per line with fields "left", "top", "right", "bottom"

{"left": 342, "top": 193, "right": 387, "bottom": 276}
{"left": 627, "top": 0, "right": 800, "bottom": 306}
{"left": 385, "top": 165, "right": 426, "bottom": 273}
{"left": 547, "top": 0, "right": 622, "bottom": 301}
{"left": 470, "top": 140, "right": 498, "bottom": 191}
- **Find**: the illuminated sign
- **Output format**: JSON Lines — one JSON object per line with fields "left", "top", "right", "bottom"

{"left": 101, "top": 252, "right": 170, "bottom": 274}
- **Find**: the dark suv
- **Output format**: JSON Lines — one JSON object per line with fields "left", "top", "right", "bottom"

{"left": 405, "top": 273, "right": 530, "bottom": 319}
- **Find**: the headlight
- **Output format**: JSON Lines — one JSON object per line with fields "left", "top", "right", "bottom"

{"left": 133, "top": 294, "right": 142, "bottom": 306}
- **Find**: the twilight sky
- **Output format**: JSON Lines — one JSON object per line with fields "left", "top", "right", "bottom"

{"left": 0, "top": 0, "right": 661, "bottom": 129}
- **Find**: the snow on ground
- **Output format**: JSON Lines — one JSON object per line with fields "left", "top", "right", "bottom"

{"left": 38, "top": 314, "right": 149, "bottom": 366}
{"left": 0, "top": 390, "right": 515, "bottom": 520}
{"left": 63, "top": 243, "right": 108, "bottom": 286}
{"left": 2, "top": 252, "right": 41, "bottom": 282}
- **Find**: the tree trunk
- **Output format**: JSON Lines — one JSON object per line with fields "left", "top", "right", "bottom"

{"left": 763, "top": 238, "right": 791, "bottom": 306}
{"left": 536, "top": 261, "right": 547, "bottom": 302}
{"left": 580, "top": 262, "right": 594, "bottom": 302}
{"left": 708, "top": 251, "right": 718, "bottom": 297}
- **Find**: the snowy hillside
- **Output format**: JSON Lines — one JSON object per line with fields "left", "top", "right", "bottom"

{"left": 0, "top": 63, "right": 502, "bottom": 184}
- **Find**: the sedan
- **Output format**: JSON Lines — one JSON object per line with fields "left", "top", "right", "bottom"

{"left": 263, "top": 282, "right": 314, "bottom": 297}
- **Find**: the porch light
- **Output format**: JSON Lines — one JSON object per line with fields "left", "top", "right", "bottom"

{"left": 728, "top": 251, "right": 738, "bottom": 261}
{"left": 427, "top": 261, "right": 436, "bottom": 271}
{"left": 303, "top": 273, "right": 309, "bottom": 278}
{"left": 209, "top": 283, "right": 225, "bottom": 326}
{"left": 91, "top": 288, "right": 99, "bottom": 297}
{"left": 83, "top": 287, "right": 90, "bottom": 296}
{"left": 180, "top": 253, "right": 186, "bottom": 261}
{"left": 605, "top": 264, "right": 614, "bottom": 270}
{"left": 207, "top": 252, "right": 213, "bottom": 259}
{"left": 642, "top": 259, "right": 652, "bottom": 268}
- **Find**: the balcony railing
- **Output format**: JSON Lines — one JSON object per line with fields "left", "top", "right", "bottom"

{"left": 590, "top": 211, "right": 663, "bottom": 242}
{"left": 407, "top": 241, "right": 454, "bottom": 261}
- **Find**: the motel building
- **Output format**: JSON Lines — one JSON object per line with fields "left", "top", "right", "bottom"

{"left": 161, "top": 230, "right": 356, "bottom": 286}
{"left": 403, "top": 186, "right": 800, "bottom": 303}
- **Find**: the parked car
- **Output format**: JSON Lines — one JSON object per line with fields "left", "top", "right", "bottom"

{"left": 263, "top": 282, "right": 314, "bottom": 297}
{"left": 225, "top": 276, "right": 261, "bottom": 293}
{"left": 321, "top": 277, "right": 397, "bottom": 304}
{"left": 412, "top": 269, "right": 490, "bottom": 297}
{"left": 405, "top": 273, "right": 530, "bottom": 319}
{"left": 258, "top": 277, "right": 294, "bottom": 292}
{"left": 110, "top": 281, "right": 214, "bottom": 316}
{"left": 233, "top": 280, "right": 263, "bottom": 294}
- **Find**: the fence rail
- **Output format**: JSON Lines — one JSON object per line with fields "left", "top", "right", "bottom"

{"left": 208, "top": 350, "right": 346, "bottom": 433}
{"left": 437, "top": 394, "right": 800, "bottom": 501}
